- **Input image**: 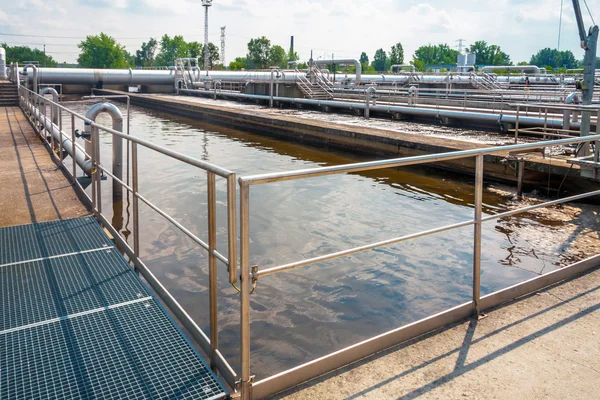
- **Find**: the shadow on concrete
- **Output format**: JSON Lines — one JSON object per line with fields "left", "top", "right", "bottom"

{"left": 270, "top": 268, "right": 599, "bottom": 400}
{"left": 9, "top": 107, "right": 64, "bottom": 221}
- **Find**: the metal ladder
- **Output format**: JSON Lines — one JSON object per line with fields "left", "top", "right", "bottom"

{"left": 295, "top": 67, "right": 334, "bottom": 100}
{"left": 174, "top": 59, "right": 196, "bottom": 89}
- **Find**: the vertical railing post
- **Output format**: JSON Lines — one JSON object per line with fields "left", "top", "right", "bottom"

{"left": 473, "top": 154, "right": 484, "bottom": 316}
{"left": 43, "top": 102, "right": 48, "bottom": 143}
{"left": 71, "top": 114, "right": 76, "bottom": 179}
{"left": 91, "top": 126, "right": 97, "bottom": 212}
{"left": 239, "top": 180, "right": 253, "bottom": 400}
{"left": 95, "top": 127, "right": 102, "bottom": 214}
{"left": 269, "top": 70, "right": 274, "bottom": 108}
{"left": 595, "top": 108, "right": 600, "bottom": 164}
{"left": 227, "top": 174, "right": 238, "bottom": 285}
{"left": 207, "top": 171, "right": 219, "bottom": 371}
{"left": 58, "top": 108, "right": 63, "bottom": 162}
{"left": 132, "top": 142, "right": 140, "bottom": 261}
{"left": 514, "top": 105, "right": 520, "bottom": 144}
{"left": 50, "top": 100, "right": 54, "bottom": 151}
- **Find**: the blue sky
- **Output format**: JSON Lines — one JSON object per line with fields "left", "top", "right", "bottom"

{"left": 0, "top": 0, "right": 597, "bottom": 65}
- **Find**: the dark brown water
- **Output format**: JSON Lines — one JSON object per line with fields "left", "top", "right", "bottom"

{"left": 62, "top": 101, "right": 583, "bottom": 379}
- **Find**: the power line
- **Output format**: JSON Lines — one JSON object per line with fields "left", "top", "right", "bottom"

{"left": 558, "top": 0, "right": 564, "bottom": 51}
{"left": 0, "top": 32, "right": 149, "bottom": 39}
{"left": 0, "top": 31, "right": 219, "bottom": 40}
{"left": 1, "top": 42, "right": 79, "bottom": 47}
{"left": 582, "top": 0, "right": 596, "bottom": 26}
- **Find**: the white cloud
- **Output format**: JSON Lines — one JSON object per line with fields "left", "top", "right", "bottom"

{"left": 1, "top": 0, "right": 598, "bottom": 64}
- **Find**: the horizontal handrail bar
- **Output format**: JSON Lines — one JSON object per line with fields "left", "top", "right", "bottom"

{"left": 509, "top": 102, "right": 600, "bottom": 110}
{"left": 21, "top": 87, "right": 233, "bottom": 178}
{"left": 255, "top": 219, "right": 476, "bottom": 278}
{"left": 240, "top": 134, "right": 600, "bottom": 186}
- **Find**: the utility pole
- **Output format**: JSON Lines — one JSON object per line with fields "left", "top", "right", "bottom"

{"left": 202, "top": 0, "right": 213, "bottom": 76}
{"left": 220, "top": 26, "right": 226, "bottom": 67}
{"left": 43, "top": 44, "right": 46, "bottom": 67}
{"left": 332, "top": 52, "right": 335, "bottom": 82}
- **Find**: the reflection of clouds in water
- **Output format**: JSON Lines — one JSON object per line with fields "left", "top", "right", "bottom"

{"left": 65, "top": 100, "right": 600, "bottom": 379}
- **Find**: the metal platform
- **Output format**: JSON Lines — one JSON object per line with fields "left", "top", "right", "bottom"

{"left": 0, "top": 216, "right": 228, "bottom": 400}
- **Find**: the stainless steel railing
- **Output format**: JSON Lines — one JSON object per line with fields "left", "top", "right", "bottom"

{"left": 236, "top": 132, "right": 600, "bottom": 399}
{"left": 17, "top": 86, "right": 240, "bottom": 389}
{"left": 18, "top": 85, "right": 600, "bottom": 399}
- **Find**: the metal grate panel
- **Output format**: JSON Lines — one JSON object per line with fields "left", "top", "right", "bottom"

{"left": 0, "top": 217, "right": 227, "bottom": 400}
{"left": 0, "top": 216, "right": 113, "bottom": 265}
{"left": 1, "top": 301, "right": 226, "bottom": 400}
{"left": 1, "top": 249, "right": 149, "bottom": 331}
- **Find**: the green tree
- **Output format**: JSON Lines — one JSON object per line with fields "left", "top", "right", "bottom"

{"left": 246, "top": 36, "right": 272, "bottom": 69}
{"left": 1, "top": 43, "right": 58, "bottom": 67}
{"left": 389, "top": 42, "right": 404, "bottom": 65}
{"left": 187, "top": 41, "right": 202, "bottom": 59}
{"left": 412, "top": 44, "right": 459, "bottom": 71}
{"left": 155, "top": 34, "right": 189, "bottom": 66}
{"left": 359, "top": 52, "right": 369, "bottom": 71}
{"left": 229, "top": 57, "right": 247, "bottom": 70}
{"left": 530, "top": 48, "right": 577, "bottom": 69}
{"left": 201, "top": 43, "right": 220, "bottom": 69}
{"left": 372, "top": 48, "right": 387, "bottom": 72}
{"left": 135, "top": 38, "right": 158, "bottom": 67}
{"left": 467, "top": 40, "right": 511, "bottom": 65}
{"left": 77, "top": 33, "right": 130, "bottom": 68}
{"left": 269, "top": 45, "right": 287, "bottom": 68}
{"left": 287, "top": 45, "right": 299, "bottom": 64}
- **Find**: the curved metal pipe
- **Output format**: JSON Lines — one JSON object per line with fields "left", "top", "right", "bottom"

{"left": 565, "top": 92, "right": 581, "bottom": 104}
{"left": 365, "top": 86, "right": 376, "bottom": 119}
{"left": 39, "top": 87, "right": 60, "bottom": 125}
{"left": 23, "top": 64, "right": 38, "bottom": 94}
{"left": 85, "top": 102, "right": 124, "bottom": 201}
{"left": 313, "top": 59, "right": 361, "bottom": 84}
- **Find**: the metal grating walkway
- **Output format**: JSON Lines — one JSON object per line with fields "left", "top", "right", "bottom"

{"left": 0, "top": 216, "right": 228, "bottom": 400}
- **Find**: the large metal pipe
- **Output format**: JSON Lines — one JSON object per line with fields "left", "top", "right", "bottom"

{"left": 313, "top": 59, "right": 361, "bottom": 84}
{"left": 0, "top": 48, "right": 7, "bottom": 80}
{"left": 480, "top": 65, "right": 541, "bottom": 75}
{"left": 39, "top": 87, "right": 60, "bottom": 125}
{"left": 84, "top": 103, "right": 124, "bottom": 201}
{"left": 23, "top": 67, "right": 175, "bottom": 86}
{"left": 25, "top": 99, "right": 92, "bottom": 174}
{"left": 22, "top": 67, "right": 589, "bottom": 88}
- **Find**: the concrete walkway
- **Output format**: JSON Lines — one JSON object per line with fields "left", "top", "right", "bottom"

{"left": 274, "top": 267, "right": 600, "bottom": 399}
{"left": 0, "top": 106, "right": 88, "bottom": 227}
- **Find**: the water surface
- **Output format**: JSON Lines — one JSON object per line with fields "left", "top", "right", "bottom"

{"left": 61, "top": 100, "right": 587, "bottom": 378}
